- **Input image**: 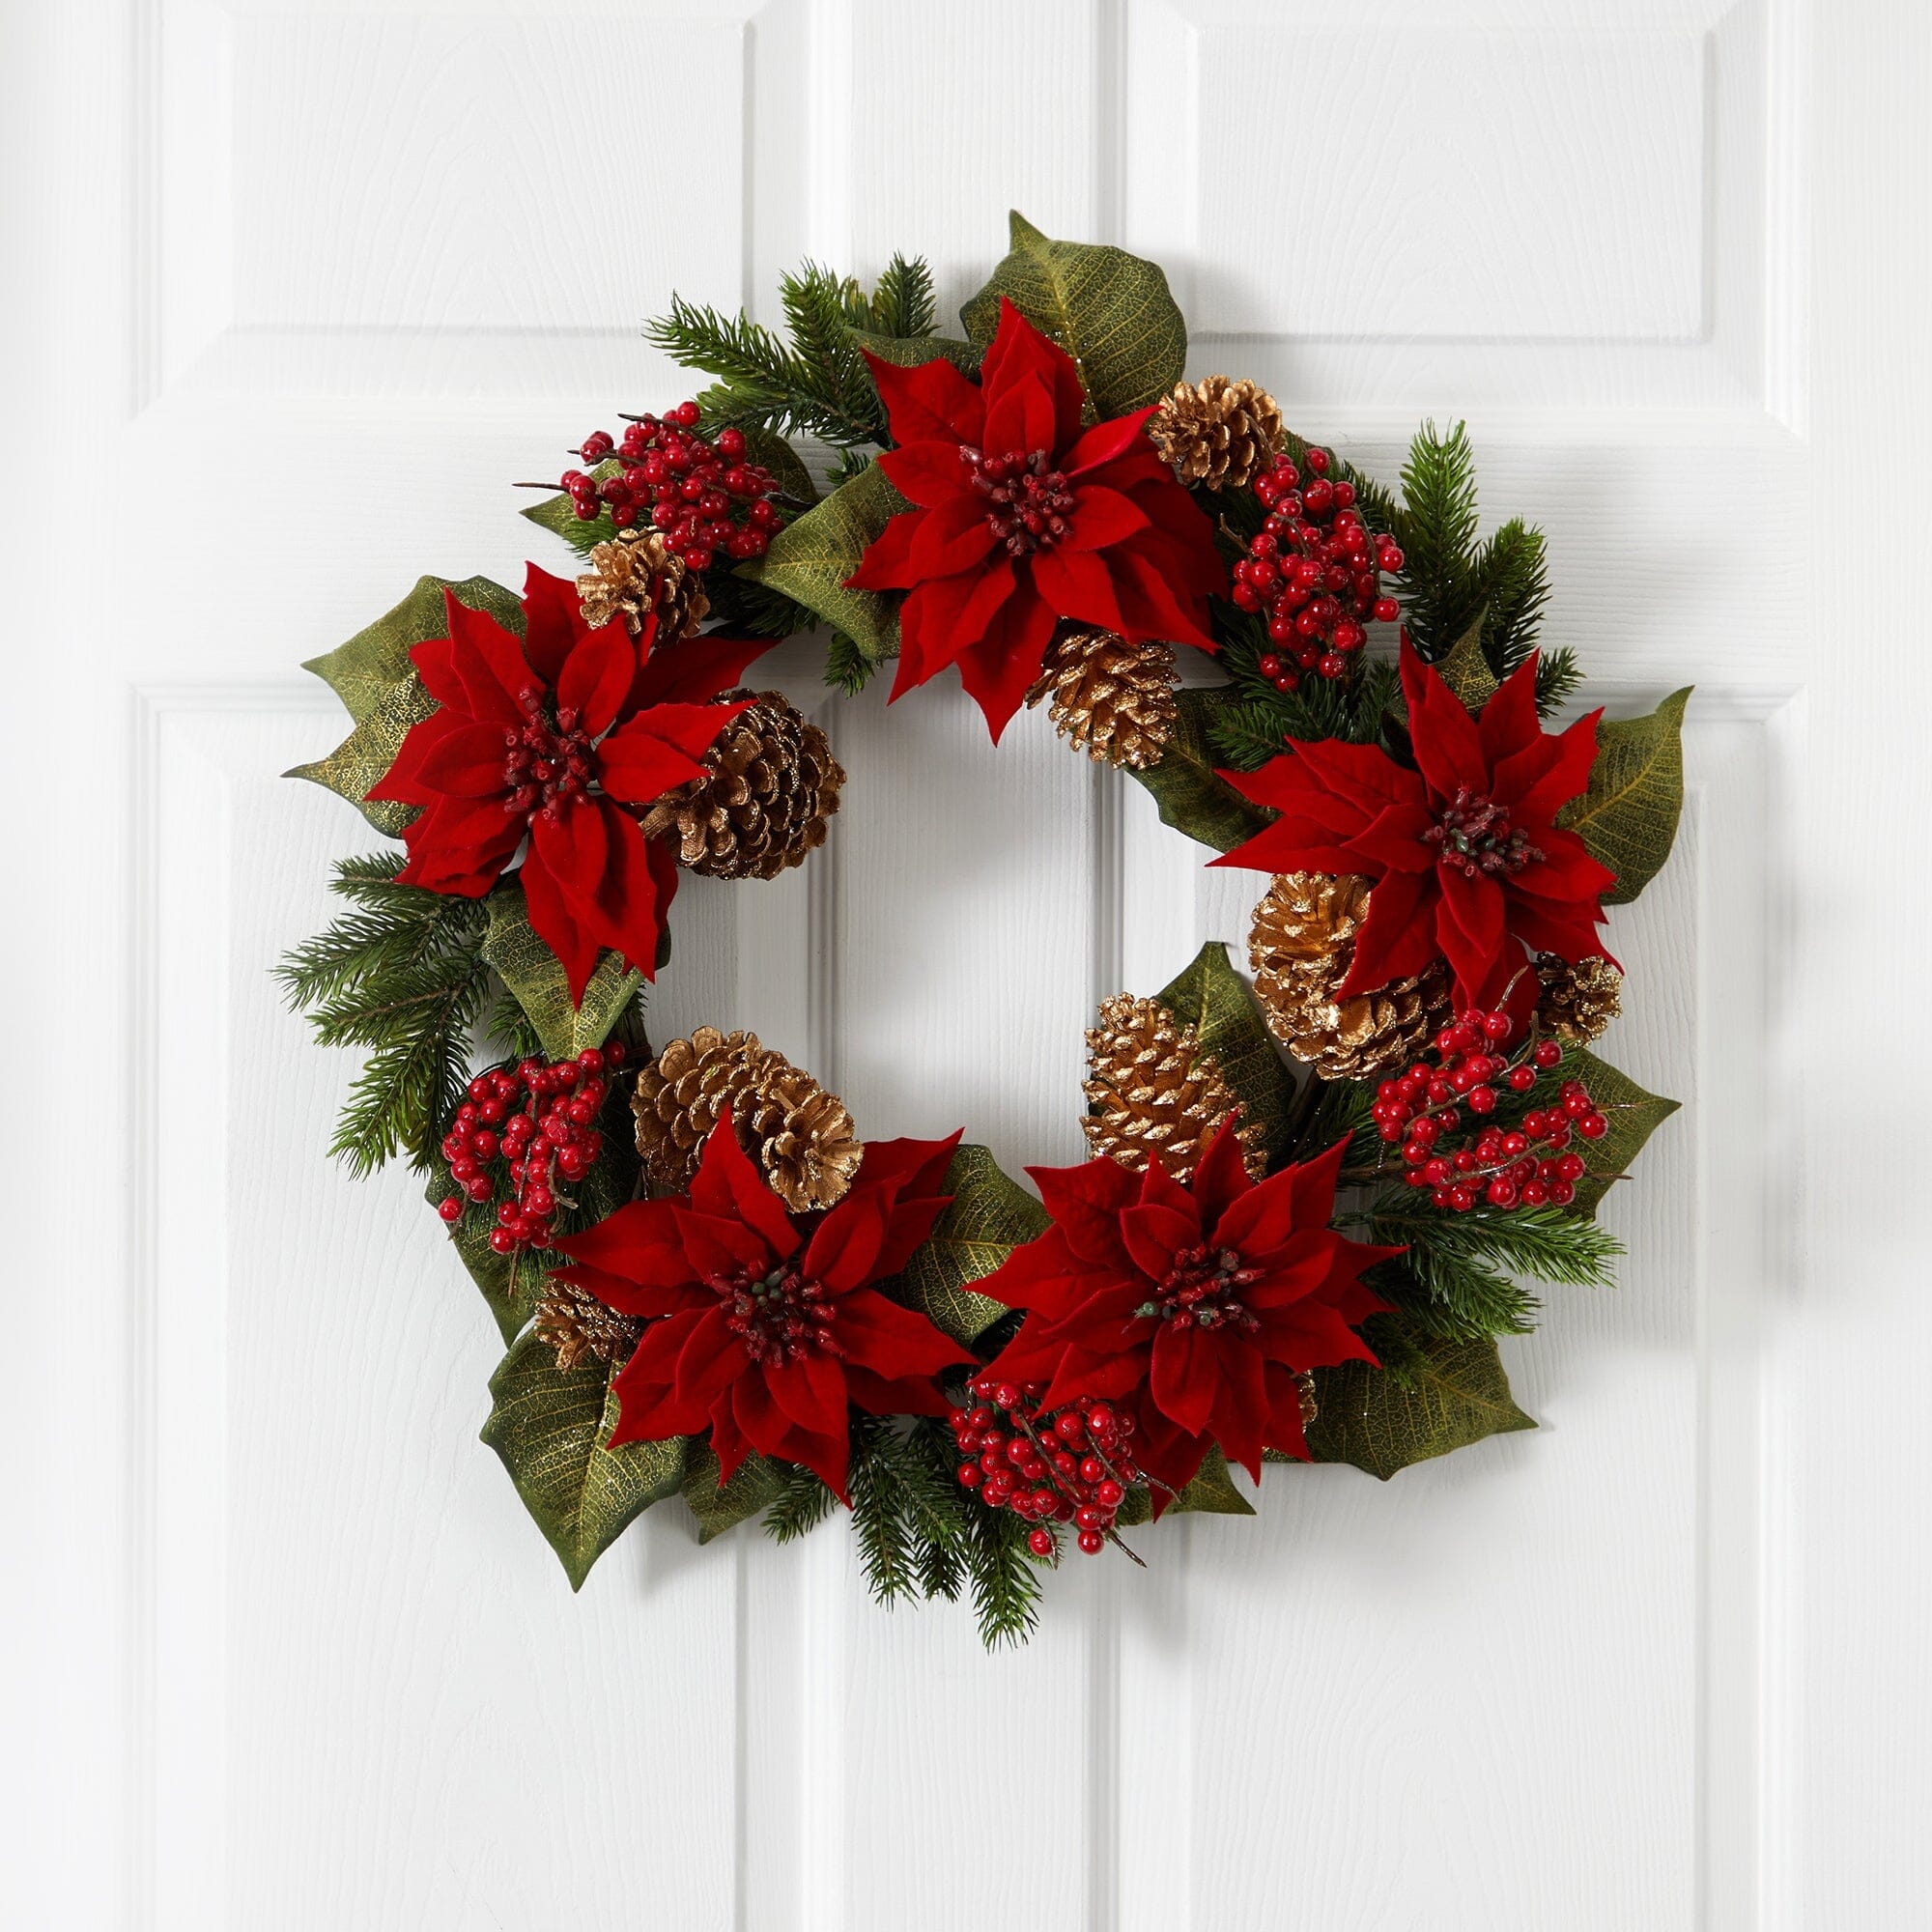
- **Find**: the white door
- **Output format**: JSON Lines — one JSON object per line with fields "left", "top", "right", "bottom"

{"left": 8, "top": 1, "right": 1927, "bottom": 1926}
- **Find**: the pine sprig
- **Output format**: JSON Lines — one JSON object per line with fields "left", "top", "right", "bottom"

{"left": 762, "top": 1460, "right": 838, "bottom": 1545}
{"left": 275, "top": 855, "right": 492, "bottom": 1176}
{"left": 644, "top": 255, "right": 938, "bottom": 451}
{"left": 966, "top": 1503, "right": 1043, "bottom": 1649}
{"left": 1396, "top": 420, "right": 1484, "bottom": 658}
{"left": 822, "top": 631, "right": 879, "bottom": 696}
{"left": 1357, "top": 1198, "right": 1623, "bottom": 1342}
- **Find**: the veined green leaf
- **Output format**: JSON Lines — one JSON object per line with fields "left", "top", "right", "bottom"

{"left": 1562, "top": 1047, "right": 1681, "bottom": 1215}
{"left": 736, "top": 459, "right": 908, "bottom": 662}
{"left": 1435, "top": 608, "right": 1498, "bottom": 712}
{"left": 481, "top": 1334, "right": 688, "bottom": 1589}
{"left": 882, "top": 1145, "right": 1047, "bottom": 1346}
{"left": 1166, "top": 1446, "right": 1257, "bottom": 1517}
{"left": 846, "top": 328, "right": 983, "bottom": 377}
{"left": 1153, "top": 941, "right": 1298, "bottom": 1168}
{"left": 680, "top": 1444, "right": 783, "bottom": 1545}
{"left": 481, "top": 888, "right": 641, "bottom": 1063}
{"left": 1127, "top": 689, "right": 1276, "bottom": 855}
{"left": 301, "top": 574, "right": 523, "bottom": 723}
{"left": 1304, "top": 1329, "right": 1535, "bottom": 1480}
{"left": 1557, "top": 687, "right": 1691, "bottom": 904}
{"left": 960, "top": 212, "right": 1184, "bottom": 417}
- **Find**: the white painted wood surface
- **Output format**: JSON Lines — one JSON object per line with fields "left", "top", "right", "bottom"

{"left": 5, "top": 1, "right": 1929, "bottom": 1926}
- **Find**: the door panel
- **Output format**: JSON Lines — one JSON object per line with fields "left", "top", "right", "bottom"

{"left": 11, "top": 0, "right": 1924, "bottom": 1927}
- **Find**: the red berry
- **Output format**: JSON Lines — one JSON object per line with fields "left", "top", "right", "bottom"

{"left": 437, "top": 1196, "right": 464, "bottom": 1224}
{"left": 1077, "top": 1530, "right": 1106, "bottom": 1555}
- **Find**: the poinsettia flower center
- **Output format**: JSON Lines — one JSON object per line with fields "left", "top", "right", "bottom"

{"left": 500, "top": 683, "right": 599, "bottom": 826}
{"left": 1133, "top": 1243, "right": 1264, "bottom": 1336}
{"left": 961, "top": 445, "right": 1077, "bottom": 555}
{"left": 1424, "top": 785, "right": 1546, "bottom": 880}
{"left": 711, "top": 1261, "right": 841, "bottom": 1365}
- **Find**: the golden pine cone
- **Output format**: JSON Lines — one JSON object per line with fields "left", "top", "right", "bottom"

{"left": 637, "top": 690, "right": 844, "bottom": 880}
{"left": 1534, "top": 952, "right": 1622, "bottom": 1044}
{"left": 577, "top": 527, "right": 709, "bottom": 640}
{"left": 532, "top": 1277, "right": 641, "bottom": 1375}
{"left": 1148, "top": 376, "right": 1285, "bottom": 492}
{"left": 1082, "top": 992, "right": 1264, "bottom": 1183}
{"left": 1248, "top": 872, "right": 1451, "bottom": 1080}
{"left": 632, "top": 1027, "right": 862, "bottom": 1211}
{"left": 1025, "top": 629, "right": 1178, "bottom": 770}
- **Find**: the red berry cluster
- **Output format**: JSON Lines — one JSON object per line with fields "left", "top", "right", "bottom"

{"left": 1372, "top": 1010, "right": 1610, "bottom": 1212}
{"left": 951, "top": 1378, "right": 1142, "bottom": 1559}
{"left": 436, "top": 1044, "right": 628, "bottom": 1253}
{"left": 556, "top": 402, "right": 785, "bottom": 572}
{"left": 1231, "top": 446, "right": 1404, "bottom": 691}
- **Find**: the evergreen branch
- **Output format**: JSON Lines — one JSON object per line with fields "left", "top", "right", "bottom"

{"left": 846, "top": 1416, "right": 923, "bottom": 1605}
{"left": 965, "top": 1503, "right": 1043, "bottom": 1649}
{"left": 823, "top": 631, "right": 879, "bottom": 696}
{"left": 1472, "top": 518, "right": 1549, "bottom": 676}
{"left": 869, "top": 253, "right": 936, "bottom": 338}
{"left": 762, "top": 1460, "right": 838, "bottom": 1545}
{"left": 1534, "top": 645, "right": 1583, "bottom": 717}
{"left": 1396, "top": 419, "right": 1484, "bottom": 657}
{"left": 274, "top": 854, "right": 476, "bottom": 1007}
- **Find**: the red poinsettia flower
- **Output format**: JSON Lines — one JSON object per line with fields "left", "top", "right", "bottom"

{"left": 369, "top": 563, "right": 770, "bottom": 1000}
{"left": 550, "top": 1121, "right": 972, "bottom": 1497}
{"left": 975, "top": 1122, "right": 1397, "bottom": 1507}
{"left": 844, "top": 298, "right": 1226, "bottom": 740}
{"left": 1215, "top": 640, "right": 1616, "bottom": 1011}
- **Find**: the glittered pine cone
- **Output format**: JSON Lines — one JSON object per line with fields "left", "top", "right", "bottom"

{"left": 637, "top": 690, "right": 844, "bottom": 880}
{"left": 1248, "top": 871, "right": 1452, "bottom": 1080}
{"left": 532, "top": 1277, "right": 641, "bottom": 1376}
{"left": 632, "top": 1027, "right": 862, "bottom": 1211}
{"left": 1082, "top": 992, "right": 1264, "bottom": 1183}
{"left": 1533, "top": 952, "right": 1623, "bottom": 1044}
{"left": 577, "top": 527, "right": 709, "bottom": 640}
{"left": 1025, "top": 629, "right": 1178, "bottom": 770}
{"left": 1148, "top": 376, "right": 1285, "bottom": 492}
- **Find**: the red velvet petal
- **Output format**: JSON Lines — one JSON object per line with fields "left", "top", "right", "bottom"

{"left": 834, "top": 1289, "right": 969, "bottom": 1378}
{"left": 1507, "top": 709, "right": 1603, "bottom": 824}
{"left": 864, "top": 350, "right": 986, "bottom": 447}
{"left": 1189, "top": 1119, "right": 1253, "bottom": 1232}
{"left": 412, "top": 723, "right": 514, "bottom": 798}
{"left": 1119, "top": 1202, "right": 1196, "bottom": 1281}
{"left": 671, "top": 1205, "right": 773, "bottom": 1279}
{"left": 802, "top": 1186, "right": 892, "bottom": 1294}
{"left": 688, "top": 1116, "right": 800, "bottom": 1260}
{"left": 980, "top": 298, "right": 1086, "bottom": 449}
{"left": 1342, "top": 801, "right": 1437, "bottom": 875}
{"left": 1061, "top": 485, "right": 1150, "bottom": 552}
{"left": 1476, "top": 653, "right": 1542, "bottom": 768}
{"left": 907, "top": 494, "right": 1003, "bottom": 580}
{"left": 889, "top": 559, "right": 1018, "bottom": 696}
{"left": 556, "top": 622, "right": 637, "bottom": 738}
{"left": 521, "top": 562, "right": 590, "bottom": 684}
{"left": 519, "top": 838, "right": 603, "bottom": 1003}
{"left": 1150, "top": 1322, "right": 1223, "bottom": 1437}
{"left": 673, "top": 1306, "right": 747, "bottom": 1409}
{"left": 1402, "top": 641, "right": 1490, "bottom": 800}
{"left": 983, "top": 367, "right": 1059, "bottom": 459}
{"left": 547, "top": 1262, "right": 699, "bottom": 1321}
{"left": 954, "top": 587, "right": 1061, "bottom": 741}
{"left": 846, "top": 505, "right": 928, "bottom": 591}
{"left": 1027, "top": 544, "right": 1129, "bottom": 633}
{"left": 764, "top": 1351, "right": 848, "bottom": 1436}
{"left": 628, "top": 631, "right": 777, "bottom": 711}
{"left": 551, "top": 1195, "right": 689, "bottom": 1282}
{"left": 1334, "top": 865, "right": 1442, "bottom": 995}
{"left": 443, "top": 594, "right": 536, "bottom": 725}
{"left": 595, "top": 700, "right": 745, "bottom": 804}
{"left": 1063, "top": 408, "right": 1158, "bottom": 476}
{"left": 877, "top": 440, "right": 972, "bottom": 509}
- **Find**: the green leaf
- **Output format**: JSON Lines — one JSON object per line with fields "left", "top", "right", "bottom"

{"left": 883, "top": 1145, "right": 1048, "bottom": 1346}
{"left": 1562, "top": 1047, "right": 1681, "bottom": 1215}
{"left": 1126, "top": 689, "right": 1275, "bottom": 854}
{"left": 288, "top": 574, "right": 523, "bottom": 835}
{"left": 737, "top": 460, "right": 907, "bottom": 661}
{"left": 681, "top": 1444, "right": 782, "bottom": 1545}
{"left": 736, "top": 425, "right": 819, "bottom": 506}
{"left": 480, "top": 1334, "right": 688, "bottom": 1589}
{"left": 1556, "top": 688, "right": 1691, "bottom": 905}
{"left": 846, "top": 328, "right": 983, "bottom": 377}
{"left": 960, "top": 212, "right": 1185, "bottom": 418}
{"left": 300, "top": 574, "right": 523, "bottom": 724}
{"left": 288, "top": 677, "right": 436, "bottom": 836}
{"left": 1435, "top": 609, "right": 1498, "bottom": 712}
{"left": 427, "top": 1169, "right": 552, "bottom": 1345}
{"left": 1153, "top": 941, "right": 1298, "bottom": 1169}
{"left": 1305, "top": 1329, "right": 1535, "bottom": 1480}
{"left": 1166, "top": 1445, "right": 1256, "bottom": 1517}
{"left": 480, "top": 887, "right": 641, "bottom": 1063}
{"left": 521, "top": 459, "right": 622, "bottom": 559}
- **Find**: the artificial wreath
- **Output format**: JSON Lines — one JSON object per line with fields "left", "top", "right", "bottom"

{"left": 281, "top": 213, "right": 1686, "bottom": 1645}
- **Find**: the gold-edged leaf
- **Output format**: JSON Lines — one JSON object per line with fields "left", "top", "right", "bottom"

{"left": 480, "top": 888, "right": 641, "bottom": 1063}
{"left": 480, "top": 1334, "right": 688, "bottom": 1589}
{"left": 287, "top": 676, "right": 435, "bottom": 835}
{"left": 736, "top": 459, "right": 908, "bottom": 662}
{"left": 301, "top": 573, "right": 523, "bottom": 723}
{"left": 1165, "top": 1446, "right": 1257, "bottom": 1517}
{"left": 1153, "top": 940, "right": 1297, "bottom": 1167}
{"left": 1556, "top": 687, "right": 1691, "bottom": 904}
{"left": 680, "top": 1444, "right": 782, "bottom": 1545}
{"left": 960, "top": 212, "right": 1184, "bottom": 417}
{"left": 847, "top": 328, "right": 983, "bottom": 377}
{"left": 1435, "top": 609, "right": 1498, "bottom": 712}
{"left": 1304, "top": 1330, "right": 1535, "bottom": 1480}
{"left": 1127, "top": 689, "right": 1275, "bottom": 855}
{"left": 881, "top": 1144, "right": 1047, "bottom": 1346}
{"left": 1563, "top": 1046, "right": 1681, "bottom": 1216}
